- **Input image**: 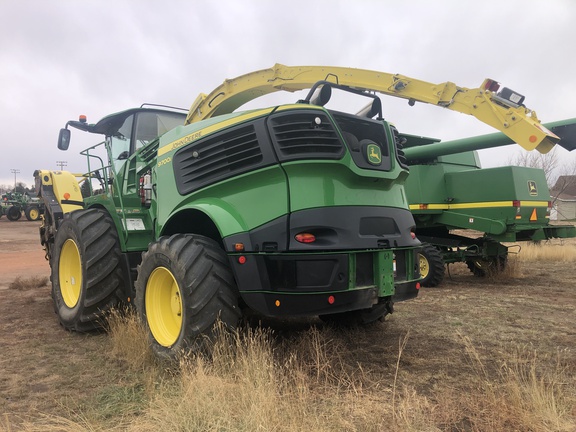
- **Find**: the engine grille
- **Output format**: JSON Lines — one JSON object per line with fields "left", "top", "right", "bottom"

{"left": 174, "top": 124, "right": 265, "bottom": 194}
{"left": 269, "top": 112, "right": 344, "bottom": 160}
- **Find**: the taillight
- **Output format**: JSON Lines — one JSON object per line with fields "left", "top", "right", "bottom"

{"left": 295, "top": 233, "right": 316, "bottom": 243}
{"left": 513, "top": 200, "right": 521, "bottom": 219}
{"left": 483, "top": 79, "right": 500, "bottom": 92}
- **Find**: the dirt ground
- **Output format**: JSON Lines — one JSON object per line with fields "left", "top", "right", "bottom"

{"left": 1, "top": 217, "right": 575, "bottom": 429}
{"left": 0, "top": 219, "right": 49, "bottom": 284}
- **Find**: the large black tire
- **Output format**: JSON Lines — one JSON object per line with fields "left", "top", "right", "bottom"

{"left": 25, "top": 205, "right": 41, "bottom": 221}
{"left": 51, "top": 208, "right": 125, "bottom": 332}
{"left": 466, "top": 256, "right": 507, "bottom": 277}
{"left": 319, "top": 298, "right": 393, "bottom": 327}
{"left": 6, "top": 206, "right": 21, "bottom": 221}
{"left": 418, "top": 243, "right": 445, "bottom": 287}
{"left": 135, "top": 234, "right": 241, "bottom": 359}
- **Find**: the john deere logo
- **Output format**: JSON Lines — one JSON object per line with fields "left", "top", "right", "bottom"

{"left": 528, "top": 181, "right": 538, "bottom": 196}
{"left": 367, "top": 144, "right": 382, "bottom": 165}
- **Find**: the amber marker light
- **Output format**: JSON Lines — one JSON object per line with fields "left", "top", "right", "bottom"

{"left": 63, "top": 192, "right": 71, "bottom": 200}
{"left": 295, "top": 233, "right": 316, "bottom": 243}
{"left": 234, "top": 243, "right": 244, "bottom": 252}
{"left": 275, "top": 300, "right": 281, "bottom": 307}
{"left": 79, "top": 114, "right": 87, "bottom": 123}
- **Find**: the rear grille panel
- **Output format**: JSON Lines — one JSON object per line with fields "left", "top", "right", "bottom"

{"left": 331, "top": 111, "right": 392, "bottom": 171}
{"left": 268, "top": 111, "right": 345, "bottom": 161}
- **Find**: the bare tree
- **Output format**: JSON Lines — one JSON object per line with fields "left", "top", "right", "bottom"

{"left": 506, "top": 147, "right": 560, "bottom": 187}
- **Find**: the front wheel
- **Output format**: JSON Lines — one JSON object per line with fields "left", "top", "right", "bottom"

{"left": 135, "top": 234, "right": 241, "bottom": 359}
{"left": 51, "top": 209, "right": 125, "bottom": 332}
{"left": 418, "top": 244, "right": 445, "bottom": 287}
{"left": 25, "top": 205, "right": 41, "bottom": 221}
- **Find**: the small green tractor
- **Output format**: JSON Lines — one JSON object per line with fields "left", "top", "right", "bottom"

{"left": 1, "top": 191, "right": 44, "bottom": 221}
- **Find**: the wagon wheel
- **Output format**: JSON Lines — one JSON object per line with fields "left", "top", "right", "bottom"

{"left": 6, "top": 206, "right": 22, "bottom": 221}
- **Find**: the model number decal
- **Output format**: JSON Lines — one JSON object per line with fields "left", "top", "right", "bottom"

{"left": 157, "top": 157, "right": 172, "bottom": 167}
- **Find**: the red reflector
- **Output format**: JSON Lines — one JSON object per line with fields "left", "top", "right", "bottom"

{"left": 410, "top": 231, "right": 416, "bottom": 239}
{"left": 512, "top": 200, "right": 521, "bottom": 208}
{"left": 328, "top": 295, "right": 335, "bottom": 304}
{"left": 416, "top": 282, "right": 421, "bottom": 290}
{"left": 484, "top": 79, "right": 500, "bottom": 92}
{"left": 238, "top": 256, "right": 247, "bottom": 264}
{"left": 295, "top": 233, "right": 316, "bottom": 243}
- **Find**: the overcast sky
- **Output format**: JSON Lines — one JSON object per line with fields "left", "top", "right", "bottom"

{"left": 1, "top": 0, "right": 575, "bottom": 188}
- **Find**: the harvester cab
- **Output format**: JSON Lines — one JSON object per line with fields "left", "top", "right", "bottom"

{"left": 34, "top": 64, "right": 564, "bottom": 359}
{"left": 56, "top": 106, "right": 187, "bottom": 195}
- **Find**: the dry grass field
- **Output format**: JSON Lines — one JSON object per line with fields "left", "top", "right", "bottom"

{"left": 1, "top": 217, "right": 575, "bottom": 431}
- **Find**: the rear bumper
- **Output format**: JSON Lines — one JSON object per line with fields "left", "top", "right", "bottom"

{"left": 230, "top": 247, "right": 421, "bottom": 317}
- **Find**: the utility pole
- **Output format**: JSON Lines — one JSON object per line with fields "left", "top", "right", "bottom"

{"left": 10, "top": 168, "right": 20, "bottom": 191}
{"left": 56, "top": 160, "right": 67, "bottom": 170}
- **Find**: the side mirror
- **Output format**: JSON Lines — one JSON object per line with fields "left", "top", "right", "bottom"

{"left": 58, "top": 128, "right": 71, "bottom": 150}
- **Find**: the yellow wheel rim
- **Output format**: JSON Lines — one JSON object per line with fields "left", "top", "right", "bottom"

{"left": 60, "top": 239, "right": 82, "bottom": 308}
{"left": 419, "top": 253, "right": 429, "bottom": 279}
{"left": 145, "top": 267, "right": 183, "bottom": 347}
{"left": 29, "top": 208, "right": 39, "bottom": 220}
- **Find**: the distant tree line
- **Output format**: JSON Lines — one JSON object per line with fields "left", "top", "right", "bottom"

{"left": 0, "top": 181, "right": 35, "bottom": 196}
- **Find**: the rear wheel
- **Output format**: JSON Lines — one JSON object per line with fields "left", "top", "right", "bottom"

{"left": 418, "top": 243, "right": 445, "bottom": 287}
{"left": 6, "top": 206, "right": 21, "bottom": 221}
{"left": 319, "top": 298, "right": 393, "bottom": 327}
{"left": 466, "top": 256, "right": 507, "bottom": 277}
{"left": 25, "top": 205, "right": 41, "bottom": 221}
{"left": 51, "top": 209, "right": 125, "bottom": 332}
{"left": 135, "top": 234, "right": 241, "bottom": 359}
